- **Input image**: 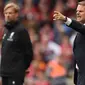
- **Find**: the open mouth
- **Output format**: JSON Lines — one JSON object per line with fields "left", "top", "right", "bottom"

{"left": 77, "top": 16, "right": 81, "bottom": 18}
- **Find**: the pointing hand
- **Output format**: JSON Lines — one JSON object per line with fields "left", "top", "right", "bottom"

{"left": 53, "top": 11, "right": 66, "bottom": 21}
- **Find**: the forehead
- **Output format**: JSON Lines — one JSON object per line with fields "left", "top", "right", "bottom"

{"left": 77, "top": 5, "right": 85, "bottom": 11}
{"left": 4, "top": 7, "right": 15, "bottom": 13}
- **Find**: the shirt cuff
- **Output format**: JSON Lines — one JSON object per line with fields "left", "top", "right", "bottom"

{"left": 76, "top": 64, "right": 79, "bottom": 71}
{"left": 65, "top": 17, "right": 72, "bottom": 26}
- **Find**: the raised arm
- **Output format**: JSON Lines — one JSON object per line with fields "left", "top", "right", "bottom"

{"left": 53, "top": 11, "right": 85, "bottom": 34}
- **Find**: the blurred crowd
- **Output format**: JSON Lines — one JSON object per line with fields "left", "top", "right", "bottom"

{"left": 0, "top": 0, "right": 83, "bottom": 85}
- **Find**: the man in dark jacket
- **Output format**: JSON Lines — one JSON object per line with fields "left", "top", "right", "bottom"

{"left": 0, "top": 2, "right": 33, "bottom": 85}
{"left": 53, "top": 1, "right": 85, "bottom": 85}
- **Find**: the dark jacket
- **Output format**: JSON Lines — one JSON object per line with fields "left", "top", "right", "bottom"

{"left": 68, "top": 20, "right": 85, "bottom": 85}
{"left": 0, "top": 20, "right": 33, "bottom": 78}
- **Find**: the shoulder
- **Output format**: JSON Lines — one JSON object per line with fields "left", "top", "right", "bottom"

{"left": 16, "top": 22, "right": 28, "bottom": 33}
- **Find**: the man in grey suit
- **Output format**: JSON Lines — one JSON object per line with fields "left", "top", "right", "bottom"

{"left": 53, "top": 1, "right": 85, "bottom": 85}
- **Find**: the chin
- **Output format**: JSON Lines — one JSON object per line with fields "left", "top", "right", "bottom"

{"left": 77, "top": 19, "right": 81, "bottom": 22}
{"left": 6, "top": 21, "right": 10, "bottom": 23}
{"left": 6, "top": 20, "right": 10, "bottom": 22}
{"left": 77, "top": 20, "right": 80, "bottom": 22}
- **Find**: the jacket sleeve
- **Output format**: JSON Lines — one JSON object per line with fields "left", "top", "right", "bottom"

{"left": 18, "top": 28, "right": 33, "bottom": 70}
{"left": 68, "top": 19, "right": 85, "bottom": 34}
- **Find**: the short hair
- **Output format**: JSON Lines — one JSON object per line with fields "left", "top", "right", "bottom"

{"left": 78, "top": 0, "right": 85, "bottom": 6}
{"left": 4, "top": 2, "right": 20, "bottom": 13}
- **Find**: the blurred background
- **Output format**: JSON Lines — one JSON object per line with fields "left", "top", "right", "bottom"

{"left": 0, "top": 0, "right": 83, "bottom": 85}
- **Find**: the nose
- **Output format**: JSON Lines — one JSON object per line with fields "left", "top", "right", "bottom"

{"left": 76, "top": 11, "right": 80, "bottom": 16}
{"left": 7, "top": 13, "right": 9, "bottom": 17}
